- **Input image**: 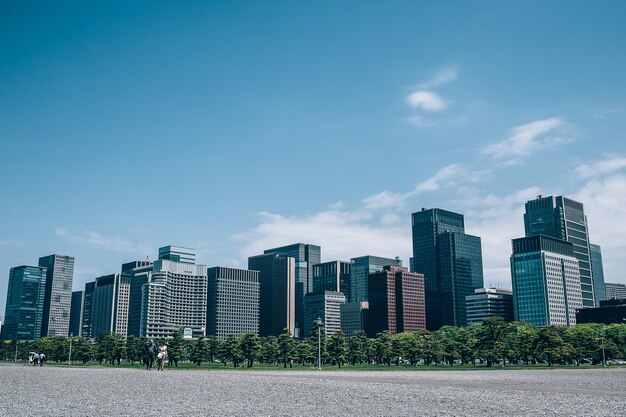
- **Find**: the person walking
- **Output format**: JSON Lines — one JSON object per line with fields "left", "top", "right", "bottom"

{"left": 39, "top": 353, "right": 46, "bottom": 366}
{"left": 157, "top": 342, "right": 168, "bottom": 371}
{"left": 145, "top": 340, "right": 157, "bottom": 370}
{"left": 33, "top": 353, "right": 40, "bottom": 366}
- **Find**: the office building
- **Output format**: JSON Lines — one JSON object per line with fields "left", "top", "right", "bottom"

{"left": 81, "top": 281, "right": 95, "bottom": 338}
{"left": 38, "top": 254, "right": 74, "bottom": 337}
{"left": 589, "top": 244, "right": 606, "bottom": 304}
{"left": 312, "top": 260, "right": 350, "bottom": 299}
{"left": 367, "top": 266, "right": 426, "bottom": 336}
{"left": 248, "top": 252, "right": 295, "bottom": 337}
{"left": 264, "top": 243, "right": 320, "bottom": 338}
{"left": 511, "top": 235, "right": 583, "bottom": 326}
{"left": 141, "top": 250, "right": 208, "bottom": 339}
{"left": 69, "top": 290, "right": 83, "bottom": 336}
{"left": 340, "top": 301, "right": 369, "bottom": 338}
{"left": 2, "top": 266, "right": 47, "bottom": 340}
{"left": 605, "top": 282, "right": 626, "bottom": 300}
{"left": 91, "top": 274, "right": 131, "bottom": 339}
{"left": 122, "top": 261, "right": 153, "bottom": 337}
{"left": 576, "top": 299, "right": 626, "bottom": 324}
{"left": 158, "top": 245, "right": 196, "bottom": 264}
{"left": 350, "top": 255, "right": 402, "bottom": 303}
{"left": 465, "top": 288, "right": 514, "bottom": 325}
{"left": 411, "top": 208, "right": 484, "bottom": 329}
{"left": 524, "top": 196, "right": 596, "bottom": 307}
{"left": 303, "top": 291, "right": 346, "bottom": 338}
{"left": 207, "top": 267, "right": 260, "bottom": 340}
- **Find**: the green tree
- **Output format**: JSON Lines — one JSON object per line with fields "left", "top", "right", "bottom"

{"left": 73, "top": 337, "right": 94, "bottom": 364}
{"left": 239, "top": 333, "right": 261, "bottom": 368}
{"left": 190, "top": 335, "right": 209, "bottom": 366}
{"left": 347, "top": 331, "right": 368, "bottom": 365}
{"left": 563, "top": 324, "right": 601, "bottom": 365}
{"left": 476, "top": 317, "right": 506, "bottom": 367}
{"left": 420, "top": 331, "right": 444, "bottom": 365}
{"left": 297, "top": 339, "right": 315, "bottom": 366}
{"left": 125, "top": 336, "right": 145, "bottom": 364}
{"left": 278, "top": 329, "right": 297, "bottom": 368}
{"left": 374, "top": 331, "right": 392, "bottom": 366}
{"left": 436, "top": 326, "right": 462, "bottom": 366}
{"left": 220, "top": 335, "right": 243, "bottom": 367}
{"left": 535, "top": 326, "right": 571, "bottom": 366}
{"left": 327, "top": 331, "right": 347, "bottom": 367}
{"left": 262, "top": 336, "right": 280, "bottom": 365}
{"left": 168, "top": 331, "right": 184, "bottom": 367}
{"left": 206, "top": 336, "right": 221, "bottom": 363}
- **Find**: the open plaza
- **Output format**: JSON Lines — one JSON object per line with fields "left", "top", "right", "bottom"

{"left": 1, "top": 364, "right": 625, "bottom": 416}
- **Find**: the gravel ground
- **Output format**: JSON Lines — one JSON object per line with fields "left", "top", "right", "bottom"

{"left": 1, "top": 364, "right": 625, "bottom": 416}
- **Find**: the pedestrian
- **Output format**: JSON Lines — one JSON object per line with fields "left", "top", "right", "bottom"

{"left": 28, "top": 354, "right": 33, "bottom": 367}
{"left": 157, "top": 342, "right": 168, "bottom": 371}
{"left": 145, "top": 339, "right": 157, "bottom": 370}
{"left": 39, "top": 353, "right": 46, "bottom": 366}
{"left": 33, "top": 353, "right": 40, "bottom": 366}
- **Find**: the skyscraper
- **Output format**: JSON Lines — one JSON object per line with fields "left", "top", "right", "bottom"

{"left": 510, "top": 235, "right": 583, "bottom": 326}
{"left": 367, "top": 266, "right": 426, "bottom": 336}
{"left": 349, "top": 255, "right": 402, "bottom": 303}
{"left": 207, "top": 267, "right": 260, "bottom": 340}
{"left": 248, "top": 252, "right": 295, "bottom": 337}
{"left": 263, "top": 243, "right": 320, "bottom": 337}
{"left": 589, "top": 244, "right": 606, "bottom": 304}
{"left": 411, "top": 208, "right": 484, "bottom": 329}
{"left": 524, "top": 196, "right": 596, "bottom": 307}
{"left": 69, "top": 290, "right": 84, "bottom": 336}
{"left": 340, "top": 301, "right": 369, "bottom": 338}
{"left": 303, "top": 291, "right": 346, "bottom": 338}
{"left": 2, "top": 266, "right": 47, "bottom": 340}
{"left": 81, "top": 281, "right": 95, "bottom": 338}
{"left": 605, "top": 283, "right": 626, "bottom": 300}
{"left": 158, "top": 246, "right": 196, "bottom": 264}
{"left": 38, "top": 254, "right": 74, "bottom": 337}
{"left": 121, "top": 261, "right": 153, "bottom": 337}
{"left": 312, "top": 260, "right": 350, "bottom": 299}
{"left": 91, "top": 274, "right": 131, "bottom": 339}
{"left": 465, "top": 288, "right": 514, "bottom": 325}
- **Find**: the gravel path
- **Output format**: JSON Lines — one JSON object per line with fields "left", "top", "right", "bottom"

{"left": 1, "top": 364, "right": 625, "bottom": 416}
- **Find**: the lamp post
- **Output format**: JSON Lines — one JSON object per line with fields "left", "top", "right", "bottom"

{"left": 316, "top": 317, "right": 323, "bottom": 371}
{"left": 601, "top": 332, "right": 606, "bottom": 368}
{"left": 68, "top": 333, "right": 73, "bottom": 365}
{"left": 14, "top": 340, "right": 18, "bottom": 362}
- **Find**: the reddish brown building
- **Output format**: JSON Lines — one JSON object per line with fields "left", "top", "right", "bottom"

{"left": 367, "top": 266, "right": 425, "bottom": 337}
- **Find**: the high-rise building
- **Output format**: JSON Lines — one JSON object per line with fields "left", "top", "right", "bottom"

{"left": 465, "top": 288, "right": 514, "bottom": 325}
{"left": 207, "top": 267, "right": 260, "bottom": 340}
{"left": 141, "top": 253, "right": 208, "bottom": 339}
{"left": 511, "top": 235, "right": 583, "bottom": 326}
{"left": 81, "top": 281, "right": 95, "bottom": 338}
{"left": 340, "top": 301, "right": 369, "bottom": 338}
{"left": 524, "top": 196, "right": 596, "bottom": 307}
{"left": 38, "top": 254, "right": 74, "bottom": 337}
{"left": 367, "top": 266, "right": 426, "bottom": 336}
{"left": 576, "top": 299, "right": 626, "bottom": 324}
{"left": 91, "top": 274, "right": 131, "bottom": 339}
{"left": 69, "top": 290, "right": 84, "bottom": 336}
{"left": 121, "top": 261, "right": 153, "bottom": 337}
{"left": 264, "top": 243, "right": 320, "bottom": 338}
{"left": 303, "top": 291, "right": 346, "bottom": 338}
{"left": 312, "top": 260, "right": 350, "bottom": 299}
{"left": 589, "top": 244, "right": 606, "bottom": 304}
{"left": 605, "top": 283, "right": 626, "bottom": 300}
{"left": 158, "top": 245, "right": 196, "bottom": 264}
{"left": 248, "top": 252, "right": 295, "bottom": 337}
{"left": 2, "top": 266, "right": 47, "bottom": 340}
{"left": 350, "top": 255, "right": 402, "bottom": 303}
{"left": 411, "top": 208, "right": 484, "bottom": 329}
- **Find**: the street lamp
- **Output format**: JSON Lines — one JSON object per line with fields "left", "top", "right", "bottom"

{"left": 316, "top": 317, "right": 324, "bottom": 371}
{"left": 601, "top": 331, "right": 607, "bottom": 368}
{"left": 14, "top": 340, "right": 18, "bottom": 362}
{"left": 68, "top": 333, "right": 73, "bottom": 365}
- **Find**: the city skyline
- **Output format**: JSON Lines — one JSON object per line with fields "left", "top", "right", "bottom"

{"left": 2, "top": 2, "right": 626, "bottom": 315}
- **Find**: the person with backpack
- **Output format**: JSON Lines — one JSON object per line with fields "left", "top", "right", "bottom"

{"left": 145, "top": 340, "right": 157, "bottom": 370}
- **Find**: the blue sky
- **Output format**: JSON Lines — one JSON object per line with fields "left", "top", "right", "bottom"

{"left": 2, "top": 1, "right": 626, "bottom": 313}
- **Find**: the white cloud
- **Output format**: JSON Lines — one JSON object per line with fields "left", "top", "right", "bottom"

{"left": 56, "top": 228, "right": 153, "bottom": 255}
{"left": 417, "top": 68, "right": 458, "bottom": 89}
{"left": 406, "top": 91, "right": 448, "bottom": 112}
{"left": 362, "top": 191, "right": 407, "bottom": 210}
{"left": 483, "top": 118, "right": 569, "bottom": 162}
{"left": 406, "top": 115, "right": 435, "bottom": 128}
{"left": 0, "top": 239, "right": 22, "bottom": 246}
{"left": 575, "top": 155, "right": 626, "bottom": 178}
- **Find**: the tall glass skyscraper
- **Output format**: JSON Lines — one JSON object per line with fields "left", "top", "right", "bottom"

{"left": 411, "top": 208, "right": 484, "bottom": 329}
{"left": 90, "top": 274, "right": 131, "bottom": 339}
{"left": 2, "top": 266, "right": 47, "bottom": 340}
{"left": 312, "top": 260, "right": 350, "bottom": 299}
{"left": 38, "top": 254, "right": 74, "bottom": 337}
{"left": 589, "top": 243, "right": 606, "bottom": 305}
{"left": 121, "top": 261, "right": 153, "bottom": 337}
{"left": 510, "top": 235, "right": 583, "bottom": 326}
{"left": 349, "top": 255, "right": 402, "bottom": 303}
{"left": 524, "top": 196, "right": 596, "bottom": 307}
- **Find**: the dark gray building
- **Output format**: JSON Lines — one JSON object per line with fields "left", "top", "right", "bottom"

{"left": 263, "top": 243, "right": 320, "bottom": 338}
{"left": 122, "top": 261, "right": 153, "bottom": 337}
{"left": 91, "top": 274, "right": 131, "bottom": 339}
{"left": 207, "top": 267, "right": 260, "bottom": 340}
{"left": 248, "top": 252, "right": 295, "bottom": 337}
{"left": 303, "top": 291, "right": 346, "bottom": 338}
{"left": 411, "top": 208, "right": 484, "bottom": 329}
{"left": 524, "top": 196, "right": 596, "bottom": 307}
{"left": 465, "top": 288, "right": 514, "bottom": 325}
{"left": 349, "top": 255, "right": 402, "bottom": 303}
{"left": 69, "top": 290, "right": 84, "bottom": 336}
{"left": 340, "top": 301, "right": 369, "bottom": 338}
{"left": 38, "top": 254, "right": 74, "bottom": 337}
{"left": 81, "top": 282, "right": 95, "bottom": 338}
{"left": 2, "top": 266, "right": 47, "bottom": 340}
{"left": 589, "top": 244, "right": 606, "bottom": 305}
{"left": 312, "top": 260, "right": 350, "bottom": 299}
{"left": 576, "top": 299, "right": 626, "bottom": 324}
{"left": 605, "top": 282, "right": 626, "bottom": 300}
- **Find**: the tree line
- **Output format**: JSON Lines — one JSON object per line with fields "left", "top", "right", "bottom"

{"left": 2, "top": 318, "right": 625, "bottom": 368}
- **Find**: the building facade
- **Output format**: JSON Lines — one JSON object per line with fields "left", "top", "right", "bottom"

{"left": 589, "top": 244, "right": 606, "bottom": 304}
{"left": 312, "top": 260, "right": 350, "bottom": 300}
{"left": 511, "top": 235, "right": 583, "bottom": 326}
{"left": 207, "top": 267, "right": 260, "bottom": 340}
{"left": 264, "top": 243, "right": 320, "bottom": 338}
{"left": 90, "top": 274, "right": 131, "bottom": 339}
{"left": 121, "top": 261, "right": 153, "bottom": 337}
{"left": 350, "top": 255, "right": 402, "bottom": 303}
{"left": 2, "top": 266, "right": 47, "bottom": 340}
{"left": 81, "top": 281, "right": 95, "bottom": 338}
{"left": 303, "top": 291, "right": 346, "bottom": 338}
{"left": 158, "top": 246, "right": 196, "bottom": 264}
{"left": 340, "top": 301, "right": 369, "bottom": 338}
{"left": 248, "top": 252, "right": 295, "bottom": 337}
{"left": 367, "top": 266, "right": 426, "bottom": 336}
{"left": 38, "top": 254, "right": 74, "bottom": 337}
{"left": 576, "top": 299, "right": 626, "bottom": 324}
{"left": 465, "top": 288, "right": 514, "bottom": 325}
{"left": 69, "top": 290, "right": 84, "bottom": 336}
{"left": 411, "top": 208, "right": 484, "bottom": 329}
{"left": 605, "top": 282, "right": 626, "bottom": 300}
{"left": 524, "top": 196, "right": 596, "bottom": 307}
